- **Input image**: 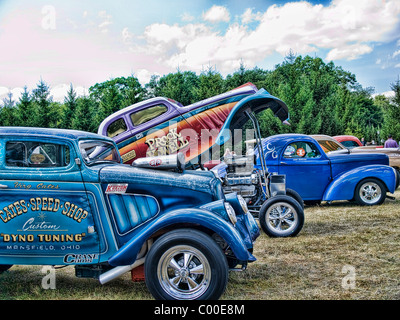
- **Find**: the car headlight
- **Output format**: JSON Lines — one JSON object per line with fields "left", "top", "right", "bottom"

{"left": 224, "top": 202, "right": 237, "bottom": 225}
{"left": 237, "top": 195, "right": 249, "bottom": 214}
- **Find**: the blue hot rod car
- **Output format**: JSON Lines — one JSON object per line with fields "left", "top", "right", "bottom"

{"left": 0, "top": 127, "right": 259, "bottom": 300}
{"left": 257, "top": 134, "right": 397, "bottom": 206}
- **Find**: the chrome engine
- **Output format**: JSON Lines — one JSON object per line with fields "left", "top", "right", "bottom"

{"left": 212, "top": 154, "right": 286, "bottom": 213}
{"left": 224, "top": 173, "right": 259, "bottom": 198}
{"left": 217, "top": 155, "right": 261, "bottom": 202}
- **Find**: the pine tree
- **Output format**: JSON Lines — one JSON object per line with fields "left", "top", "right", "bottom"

{"left": 0, "top": 92, "right": 17, "bottom": 126}
{"left": 72, "top": 96, "right": 96, "bottom": 132}
{"left": 62, "top": 84, "right": 78, "bottom": 129}
{"left": 124, "top": 75, "right": 145, "bottom": 106}
{"left": 144, "top": 75, "right": 161, "bottom": 99}
{"left": 381, "top": 79, "right": 400, "bottom": 142}
{"left": 17, "top": 86, "right": 35, "bottom": 126}
{"left": 195, "top": 66, "right": 224, "bottom": 100}
{"left": 32, "top": 79, "right": 55, "bottom": 127}
{"left": 156, "top": 70, "right": 199, "bottom": 105}
{"left": 94, "top": 83, "right": 123, "bottom": 128}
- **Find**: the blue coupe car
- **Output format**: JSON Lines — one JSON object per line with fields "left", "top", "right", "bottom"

{"left": 0, "top": 127, "right": 259, "bottom": 300}
{"left": 256, "top": 134, "right": 397, "bottom": 206}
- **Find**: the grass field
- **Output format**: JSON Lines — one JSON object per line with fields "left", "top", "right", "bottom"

{"left": 1, "top": 191, "right": 399, "bottom": 300}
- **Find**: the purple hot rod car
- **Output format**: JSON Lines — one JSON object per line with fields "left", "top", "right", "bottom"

{"left": 98, "top": 84, "right": 306, "bottom": 238}
{"left": 257, "top": 134, "right": 397, "bottom": 206}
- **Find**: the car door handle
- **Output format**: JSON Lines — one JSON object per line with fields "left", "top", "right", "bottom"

{"left": 0, "top": 184, "right": 8, "bottom": 189}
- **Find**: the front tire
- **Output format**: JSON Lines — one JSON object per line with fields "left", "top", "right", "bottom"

{"left": 259, "top": 195, "right": 305, "bottom": 237}
{"left": 144, "top": 229, "right": 228, "bottom": 300}
{"left": 354, "top": 178, "right": 386, "bottom": 206}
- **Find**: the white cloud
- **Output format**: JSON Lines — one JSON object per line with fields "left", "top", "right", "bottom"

{"left": 51, "top": 84, "right": 89, "bottom": 102}
{"left": 2, "top": 0, "right": 400, "bottom": 94}
{"left": 326, "top": 44, "right": 373, "bottom": 61}
{"left": 393, "top": 49, "right": 400, "bottom": 58}
{"left": 136, "top": 69, "right": 160, "bottom": 85}
{"left": 373, "top": 91, "right": 395, "bottom": 98}
{"left": 0, "top": 87, "right": 9, "bottom": 98}
{"left": 98, "top": 10, "right": 112, "bottom": 33}
{"left": 202, "top": 5, "right": 230, "bottom": 23}
{"left": 395, "top": 63, "right": 400, "bottom": 68}
{"left": 129, "top": 0, "right": 400, "bottom": 75}
{"left": 241, "top": 8, "right": 262, "bottom": 24}
{"left": 122, "top": 27, "right": 133, "bottom": 44}
{"left": 0, "top": 87, "right": 24, "bottom": 103}
{"left": 181, "top": 12, "right": 195, "bottom": 22}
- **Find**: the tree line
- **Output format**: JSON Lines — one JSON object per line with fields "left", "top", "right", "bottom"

{"left": 1, "top": 54, "right": 399, "bottom": 143}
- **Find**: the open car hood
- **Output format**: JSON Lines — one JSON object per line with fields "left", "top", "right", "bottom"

{"left": 98, "top": 83, "right": 289, "bottom": 165}
{"left": 214, "top": 88, "right": 289, "bottom": 146}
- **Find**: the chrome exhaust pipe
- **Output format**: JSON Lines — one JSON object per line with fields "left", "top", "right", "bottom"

{"left": 99, "top": 239, "right": 153, "bottom": 285}
{"left": 132, "top": 152, "right": 185, "bottom": 172}
{"left": 99, "top": 257, "right": 145, "bottom": 285}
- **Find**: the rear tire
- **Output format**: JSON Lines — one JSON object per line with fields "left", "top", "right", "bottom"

{"left": 395, "top": 168, "right": 400, "bottom": 190}
{"left": 286, "top": 188, "right": 304, "bottom": 209}
{"left": 144, "top": 229, "right": 228, "bottom": 300}
{"left": 354, "top": 178, "right": 386, "bottom": 206}
{"left": 259, "top": 195, "right": 304, "bottom": 237}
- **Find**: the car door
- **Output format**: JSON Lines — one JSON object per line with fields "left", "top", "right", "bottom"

{"left": 104, "top": 115, "right": 140, "bottom": 164}
{"left": 278, "top": 140, "right": 331, "bottom": 200}
{"left": 0, "top": 137, "right": 100, "bottom": 265}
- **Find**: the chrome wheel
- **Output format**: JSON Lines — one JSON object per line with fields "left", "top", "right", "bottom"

{"left": 265, "top": 202, "right": 298, "bottom": 236}
{"left": 359, "top": 181, "right": 382, "bottom": 205}
{"left": 158, "top": 245, "right": 211, "bottom": 300}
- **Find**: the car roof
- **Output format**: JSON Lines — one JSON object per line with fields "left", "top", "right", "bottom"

{"left": 311, "top": 134, "right": 335, "bottom": 140}
{"left": 263, "top": 133, "right": 313, "bottom": 145}
{"left": 0, "top": 127, "right": 111, "bottom": 142}
{"left": 333, "top": 135, "right": 360, "bottom": 141}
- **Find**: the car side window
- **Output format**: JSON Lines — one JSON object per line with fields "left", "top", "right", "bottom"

{"left": 130, "top": 105, "right": 168, "bottom": 126}
{"left": 283, "top": 142, "right": 321, "bottom": 159}
{"left": 6, "top": 141, "right": 70, "bottom": 168}
{"left": 318, "top": 140, "right": 344, "bottom": 152}
{"left": 107, "top": 118, "right": 128, "bottom": 138}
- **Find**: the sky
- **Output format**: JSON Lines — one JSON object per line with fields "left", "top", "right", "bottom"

{"left": 1, "top": 0, "right": 400, "bottom": 102}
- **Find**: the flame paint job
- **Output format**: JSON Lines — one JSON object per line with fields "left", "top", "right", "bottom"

{"left": 98, "top": 83, "right": 289, "bottom": 164}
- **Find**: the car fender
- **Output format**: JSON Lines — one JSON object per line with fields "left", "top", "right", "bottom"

{"left": 323, "top": 165, "right": 397, "bottom": 201}
{"left": 107, "top": 208, "right": 256, "bottom": 266}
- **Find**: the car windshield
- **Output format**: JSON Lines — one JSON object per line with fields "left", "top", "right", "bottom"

{"left": 79, "top": 140, "right": 121, "bottom": 165}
